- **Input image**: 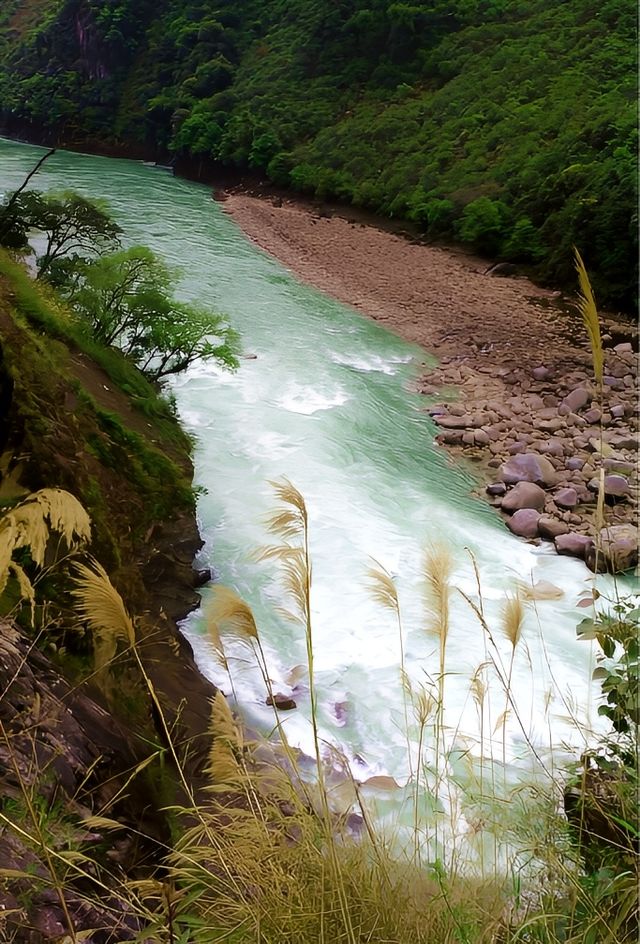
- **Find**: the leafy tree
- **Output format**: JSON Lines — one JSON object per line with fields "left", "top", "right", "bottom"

{"left": 0, "top": 0, "right": 636, "bottom": 308}
{"left": 66, "top": 246, "right": 239, "bottom": 380}
{"left": 5, "top": 190, "right": 122, "bottom": 281}
{"left": 457, "top": 197, "right": 511, "bottom": 256}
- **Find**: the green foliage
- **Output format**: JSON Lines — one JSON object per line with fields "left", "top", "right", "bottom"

{"left": 65, "top": 245, "right": 240, "bottom": 380}
{"left": 457, "top": 197, "right": 511, "bottom": 255}
{"left": 578, "top": 596, "right": 640, "bottom": 740}
{"left": 0, "top": 189, "right": 122, "bottom": 280}
{"left": 0, "top": 0, "right": 635, "bottom": 308}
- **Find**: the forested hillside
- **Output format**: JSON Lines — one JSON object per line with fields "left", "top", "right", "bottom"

{"left": 0, "top": 0, "right": 636, "bottom": 310}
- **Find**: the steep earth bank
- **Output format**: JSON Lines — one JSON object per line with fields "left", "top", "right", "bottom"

{"left": 221, "top": 191, "right": 638, "bottom": 573}
{"left": 0, "top": 257, "right": 215, "bottom": 940}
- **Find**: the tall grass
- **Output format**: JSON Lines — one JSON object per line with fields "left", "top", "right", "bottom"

{"left": 1, "top": 249, "right": 637, "bottom": 939}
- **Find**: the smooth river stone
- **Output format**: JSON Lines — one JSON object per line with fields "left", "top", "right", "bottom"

{"left": 555, "top": 533, "right": 594, "bottom": 559}
{"left": 499, "top": 452, "right": 558, "bottom": 487}
{"left": 554, "top": 486, "right": 579, "bottom": 509}
{"left": 506, "top": 508, "right": 541, "bottom": 538}
{"left": 560, "top": 387, "right": 590, "bottom": 414}
{"left": 538, "top": 516, "right": 569, "bottom": 539}
{"left": 588, "top": 474, "right": 630, "bottom": 498}
{"left": 502, "top": 482, "right": 546, "bottom": 513}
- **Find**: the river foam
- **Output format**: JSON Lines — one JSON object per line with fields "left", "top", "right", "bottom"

{"left": 0, "top": 136, "right": 620, "bottom": 865}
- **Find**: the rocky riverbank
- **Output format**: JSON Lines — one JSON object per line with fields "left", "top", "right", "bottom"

{"left": 220, "top": 191, "right": 638, "bottom": 573}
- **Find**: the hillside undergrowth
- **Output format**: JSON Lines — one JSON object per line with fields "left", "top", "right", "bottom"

{"left": 0, "top": 0, "right": 636, "bottom": 310}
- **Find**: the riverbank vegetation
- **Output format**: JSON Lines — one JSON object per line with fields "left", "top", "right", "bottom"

{"left": 1, "top": 469, "right": 638, "bottom": 941}
{"left": 0, "top": 184, "right": 240, "bottom": 382}
{"left": 0, "top": 0, "right": 636, "bottom": 310}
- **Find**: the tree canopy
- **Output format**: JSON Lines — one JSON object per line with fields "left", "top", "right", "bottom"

{"left": 0, "top": 184, "right": 239, "bottom": 381}
{"left": 66, "top": 246, "right": 239, "bottom": 380}
{"left": 0, "top": 0, "right": 636, "bottom": 310}
{"left": 0, "top": 189, "right": 122, "bottom": 280}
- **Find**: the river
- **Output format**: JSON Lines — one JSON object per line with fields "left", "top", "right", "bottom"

{"left": 0, "top": 138, "right": 610, "bottom": 862}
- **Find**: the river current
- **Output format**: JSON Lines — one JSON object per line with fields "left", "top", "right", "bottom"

{"left": 1, "top": 139, "right": 610, "bottom": 855}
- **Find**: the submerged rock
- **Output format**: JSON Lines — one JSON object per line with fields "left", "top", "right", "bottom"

{"left": 266, "top": 692, "right": 297, "bottom": 711}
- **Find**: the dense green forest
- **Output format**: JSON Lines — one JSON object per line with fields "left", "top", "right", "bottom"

{"left": 0, "top": 0, "right": 636, "bottom": 310}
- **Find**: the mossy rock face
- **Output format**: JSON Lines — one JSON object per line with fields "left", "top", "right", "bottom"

{"left": 0, "top": 252, "right": 196, "bottom": 604}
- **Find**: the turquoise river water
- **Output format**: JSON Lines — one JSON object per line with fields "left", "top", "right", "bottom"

{"left": 0, "top": 138, "right": 614, "bottom": 861}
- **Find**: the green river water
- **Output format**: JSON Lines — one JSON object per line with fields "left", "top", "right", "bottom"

{"left": 1, "top": 138, "right": 611, "bottom": 859}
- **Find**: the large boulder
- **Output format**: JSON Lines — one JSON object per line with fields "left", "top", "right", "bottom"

{"left": 588, "top": 524, "right": 638, "bottom": 574}
{"left": 502, "top": 482, "right": 546, "bottom": 513}
{"left": 499, "top": 452, "right": 558, "bottom": 488}
{"left": 555, "top": 533, "right": 594, "bottom": 559}
{"left": 506, "top": 508, "right": 541, "bottom": 538}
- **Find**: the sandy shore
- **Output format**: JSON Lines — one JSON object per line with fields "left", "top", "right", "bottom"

{"left": 221, "top": 193, "right": 585, "bottom": 370}
{"left": 220, "top": 191, "right": 638, "bottom": 572}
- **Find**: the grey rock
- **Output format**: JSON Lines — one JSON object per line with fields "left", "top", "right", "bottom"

{"left": 434, "top": 414, "right": 474, "bottom": 429}
{"left": 603, "top": 458, "right": 635, "bottom": 475}
{"left": 604, "top": 375, "right": 623, "bottom": 389}
{"left": 610, "top": 404, "right": 625, "bottom": 419}
{"left": 566, "top": 457, "right": 585, "bottom": 471}
{"left": 564, "top": 412, "right": 587, "bottom": 427}
{"left": 537, "top": 418, "right": 565, "bottom": 433}
{"left": 486, "top": 482, "right": 507, "bottom": 496}
{"left": 583, "top": 407, "right": 602, "bottom": 425}
{"left": 555, "top": 533, "right": 594, "bottom": 559}
{"left": 538, "top": 516, "right": 570, "bottom": 539}
{"left": 588, "top": 474, "right": 630, "bottom": 498}
{"left": 438, "top": 431, "right": 464, "bottom": 445}
{"left": 267, "top": 692, "right": 297, "bottom": 711}
{"left": 532, "top": 366, "right": 550, "bottom": 381}
{"left": 500, "top": 452, "right": 558, "bottom": 487}
{"left": 539, "top": 438, "right": 565, "bottom": 457}
{"left": 562, "top": 387, "right": 590, "bottom": 413}
{"left": 591, "top": 523, "right": 638, "bottom": 573}
{"left": 554, "top": 486, "right": 579, "bottom": 509}
{"left": 609, "top": 433, "right": 639, "bottom": 451}
{"left": 508, "top": 441, "right": 527, "bottom": 455}
{"left": 506, "top": 508, "right": 541, "bottom": 538}
{"left": 502, "top": 481, "right": 546, "bottom": 512}
{"left": 614, "top": 342, "right": 633, "bottom": 354}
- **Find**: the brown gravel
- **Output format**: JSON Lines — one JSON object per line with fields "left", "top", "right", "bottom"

{"left": 221, "top": 192, "right": 586, "bottom": 375}
{"left": 220, "top": 191, "right": 638, "bottom": 571}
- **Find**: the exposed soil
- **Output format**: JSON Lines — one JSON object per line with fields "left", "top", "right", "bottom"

{"left": 220, "top": 191, "right": 638, "bottom": 572}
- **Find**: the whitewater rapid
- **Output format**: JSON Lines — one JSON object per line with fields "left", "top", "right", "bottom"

{"left": 0, "top": 138, "right": 618, "bottom": 857}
